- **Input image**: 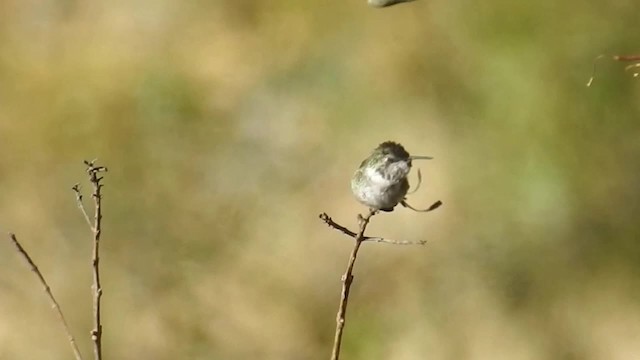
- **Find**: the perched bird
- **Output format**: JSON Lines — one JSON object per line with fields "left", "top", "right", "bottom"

{"left": 368, "top": 0, "right": 417, "bottom": 8}
{"left": 351, "top": 141, "right": 440, "bottom": 212}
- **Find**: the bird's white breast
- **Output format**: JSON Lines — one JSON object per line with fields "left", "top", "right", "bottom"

{"left": 352, "top": 166, "right": 404, "bottom": 209}
{"left": 364, "top": 166, "right": 391, "bottom": 186}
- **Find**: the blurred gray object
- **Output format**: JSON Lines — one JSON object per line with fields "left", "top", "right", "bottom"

{"left": 368, "top": 0, "right": 417, "bottom": 7}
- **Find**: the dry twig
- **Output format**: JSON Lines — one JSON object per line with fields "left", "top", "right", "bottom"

{"left": 7, "top": 233, "right": 84, "bottom": 360}
{"left": 72, "top": 184, "right": 93, "bottom": 229}
{"left": 74, "top": 160, "right": 107, "bottom": 360}
{"left": 587, "top": 54, "right": 640, "bottom": 87}
{"left": 319, "top": 208, "right": 432, "bottom": 360}
{"left": 327, "top": 209, "right": 375, "bottom": 360}
{"left": 319, "top": 213, "right": 427, "bottom": 245}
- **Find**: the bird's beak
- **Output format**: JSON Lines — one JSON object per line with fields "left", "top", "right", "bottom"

{"left": 409, "top": 155, "right": 433, "bottom": 160}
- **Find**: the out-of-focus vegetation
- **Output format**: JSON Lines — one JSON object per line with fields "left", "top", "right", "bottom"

{"left": 1, "top": 1, "right": 640, "bottom": 359}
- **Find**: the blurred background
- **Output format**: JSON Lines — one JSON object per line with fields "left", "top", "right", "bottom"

{"left": 1, "top": 1, "right": 640, "bottom": 359}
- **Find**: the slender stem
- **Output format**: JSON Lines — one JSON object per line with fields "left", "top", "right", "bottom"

{"left": 319, "top": 212, "right": 427, "bottom": 245}
{"left": 330, "top": 209, "right": 376, "bottom": 360}
{"left": 614, "top": 55, "right": 640, "bottom": 62}
{"left": 84, "top": 161, "right": 106, "bottom": 360}
{"left": 72, "top": 184, "right": 93, "bottom": 230}
{"left": 587, "top": 54, "right": 640, "bottom": 87}
{"left": 8, "top": 233, "right": 84, "bottom": 360}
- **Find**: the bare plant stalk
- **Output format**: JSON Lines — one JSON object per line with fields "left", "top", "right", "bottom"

{"left": 329, "top": 209, "right": 376, "bottom": 360}
{"left": 7, "top": 233, "right": 84, "bottom": 360}
{"left": 587, "top": 53, "right": 640, "bottom": 86}
{"left": 319, "top": 208, "right": 436, "bottom": 360}
{"left": 319, "top": 212, "right": 427, "bottom": 245}
{"left": 74, "top": 160, "right": 107, "bottom": 360}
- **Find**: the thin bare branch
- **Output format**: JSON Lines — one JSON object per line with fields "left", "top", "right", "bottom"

{"left": 319, "top": 213, "right": 427, "bottom": 245}
{"left": 614, "top": 55, "right": 640, "bottom": 62}
{"left": 328, "top": 208, "right": 375, "bottom": 360}
{"left": 587, "top": 53, "right": 640, "bottom": 87}
{"left": 72, "top": 184, "right": 93, "bottom": 229}
{"left": 364, "top": 237, "right": 427, "bottom": 245}
{"left": 319, "top": 209, "right": 425, "bottom": 360}
{"left": 320, "top": 195, "right": 441, "bottom": 359}
{"left": 79, "top": 160, "right": 107, "bottom": 360}
{"left": 319, "top": 213, "right": 358, "bottom": 238}
{"left": 8, "top": 233, "right": 84, "bottom": 360}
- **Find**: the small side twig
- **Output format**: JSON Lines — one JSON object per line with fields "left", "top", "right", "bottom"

{"left": 7, "top": 233, "right": 84, "bottom": 360}
{"left": 364, "top": 237, "right": 427, "bottom": 245}
{"left": 76, "top": 159, "right": 107, "bottom": 360}
{"left": 319, "top": 213, "right": 427, "bottom": 245}
{"left": 72, "top": 184, "right": 93, "bottom": 229}
{"left": 319, "top": 213, "right": 358, "bottom": 238}
{"left": 587, "top": 53, "right": 640, "bottom": 87}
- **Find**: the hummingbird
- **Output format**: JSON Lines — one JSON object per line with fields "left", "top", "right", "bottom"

{"left": 351, "top": 141, "right": 441, "bottom": 212}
